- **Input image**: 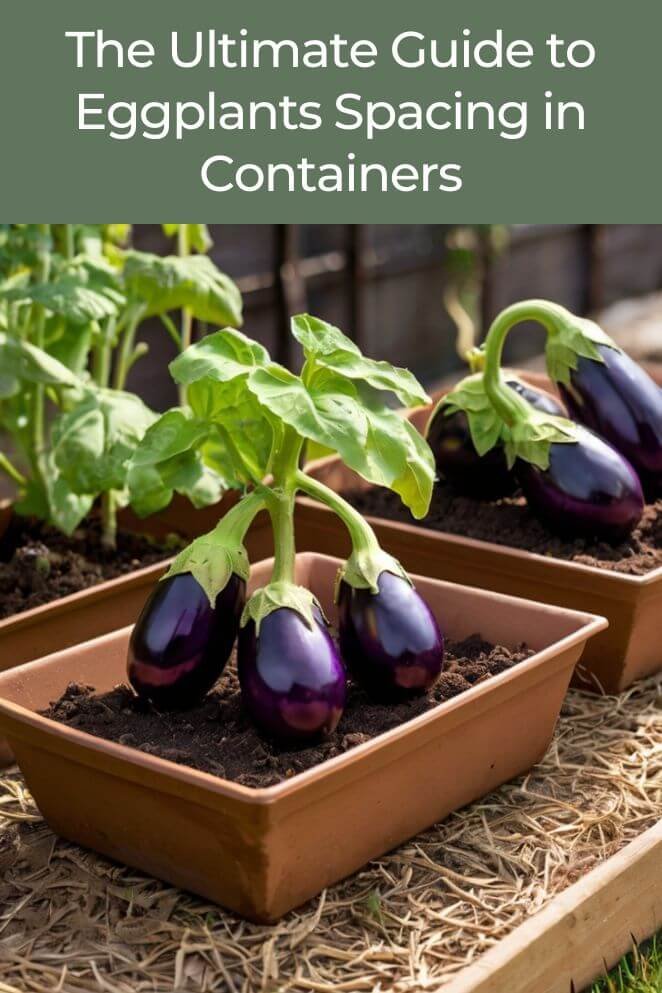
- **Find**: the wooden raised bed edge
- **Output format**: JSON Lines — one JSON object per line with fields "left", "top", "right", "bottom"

{"left": 445, "top": 819, "right": 662, "bottom": 993}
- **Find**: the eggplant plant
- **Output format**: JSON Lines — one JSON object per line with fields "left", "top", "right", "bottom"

{"left": 0, "top": 224, "right": 242, "bottom": 547}
{"left": 442, "top": 300, "right": 645, "bottom": 541}
{"left": 128, "top": 315, "right": 444, "bottom": 737}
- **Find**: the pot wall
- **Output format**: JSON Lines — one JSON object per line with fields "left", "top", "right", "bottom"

{"left": 0, "top": 553, "right": 606, "bottom": 921}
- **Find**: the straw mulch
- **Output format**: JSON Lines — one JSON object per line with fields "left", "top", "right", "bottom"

{"left": 0, "top": 676, "right": 660, "bottom": 993}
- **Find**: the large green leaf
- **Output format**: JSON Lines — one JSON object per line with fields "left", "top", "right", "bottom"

{"left": 0, "top": 333, "right": 80, "bottom": 387}
{"left": 170, "top": 327, "right": 268, "bottom": 386}
{"left": 52, "top": 389, "right": 157, "bottom": 495}
{"left": 124, "top": 252, "right": 242, "bottom": 326}
{"left": 292, "top": 314, "right": 429, "bottom": 408}
{"left": 5, "top": 275, "right": 123, "bottom": 325}
{"left": 247, "top": 364, "right": 434, "bottom": 517}
{"left": 128, "top": 406, "right": 230, "bottom": 516}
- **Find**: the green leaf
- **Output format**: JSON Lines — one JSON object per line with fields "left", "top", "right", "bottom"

{"left": 128, "top": 407, "right": 228, "bottom": 516}
{"left": 170, "top": 327, "right": 268, "bottom": 386}
{"left": 47, "top": 321, "right": 94, "bottom": 376}
{"left": 0, "top": 333, "right": 81, "bottom": 387}
{"left": 52, "top": 389, "right": 157, "bottom": 495}
{"left": 291, "top": 314, "right": 361, "bottom": 357}
{"left": 545, "top": 313, "right": 619, "bottom": 386}
{"left": 124, "top": 252, "right": 242, "bottom": 326}
{"left": 6, "top": 275, "right": 123, "bottom": 325}
{"left": 293, "top": 314, "right": 429, "bottom": 408}
{"left": 247, "top": 364, "right": 434, "bottom": 518}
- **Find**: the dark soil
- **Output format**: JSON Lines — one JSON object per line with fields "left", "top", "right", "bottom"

{"left": 0, "top": 515, "right": 181, "bottom": 620}
{"left": 347, "top": 486, "right": 662, "bottom": 576}
{"left": 43, "top": 635, "right": 532, "bottom": 788}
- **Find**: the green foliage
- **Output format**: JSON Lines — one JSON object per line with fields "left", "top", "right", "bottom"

{"left": 159, "top": 314, "right": 435, "bottom": 518}
{"left": 591, "top": 935, "right": 661, "bottom": 993}
{"left": 0, "top": 223, "right": 243, "bottom": 543}
{"left": 123, "top": 252, "right": 242, "bottom": 327}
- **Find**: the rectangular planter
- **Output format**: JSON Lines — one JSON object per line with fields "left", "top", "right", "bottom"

{"left": 0, "top": 552, "right": 606, "bottom": 923}
{"left": 0, "top": 496, "right": 274, "bottom": 764}
{"left": 298, "top": 369, "right": 662, "bottom": 695}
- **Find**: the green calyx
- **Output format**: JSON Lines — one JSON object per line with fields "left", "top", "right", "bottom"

{"left": 444, "top": 370, "right": 577, "bottom": 471}
{"left": 335, "top": 547, "right": 410, "bottom": 599}
{"left": 542, "top": 305, "right": 620, "bottom": 386}
{"left": 162, "top": 490, "right": 264, "bottom": 605}
{"left": 241, "top": 581, "right": 324, "bottom": 634}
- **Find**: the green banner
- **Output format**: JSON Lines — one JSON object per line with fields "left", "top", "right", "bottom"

{"left": 1, "top": 0, "right": 657, "bottom": 220}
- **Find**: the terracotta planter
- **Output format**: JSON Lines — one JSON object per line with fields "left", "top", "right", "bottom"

{"left": 0, "top": 552, "right": 606, "bottom": 922}
{"left": 298, "top": 371, "right": 662, "bottom": 695}
{"left": 0, "top": 496, "right": 273, "bottom": 764}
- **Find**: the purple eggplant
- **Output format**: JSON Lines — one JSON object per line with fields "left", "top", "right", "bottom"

{"left": 128, "top": 572, "right": 245, "bottom": 708}
{"left": 516, "top": 426, "right": 644, "bottom": 542}
{"left": 558, "top": 345, "right": 662, "bottom": 496}
{"left": 428, "top": 379, "right": 565, "bottom": 499}
{"left": 337, "top": 571, "right": 444, "bottom": 699}
{"left": 238, "top": 606, "right": 346, "bottom": 742}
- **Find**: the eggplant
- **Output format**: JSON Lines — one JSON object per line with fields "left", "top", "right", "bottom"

{"left": 238, "top": 606, "right": 346, "bottom": 742}
{"left": 558, "top": 345, "right": 662, "bottom": 496}
{"left": 337, "top": 571, "right": 444, "bottom": 699}
{"left": 516, "top": 426, "right": 644, "bottom": 542}
{"left": 127, "top": 572, "right": 245, "bottom": 708}
{"left": 427, "top": 378, "right": 565, "bottom": 499}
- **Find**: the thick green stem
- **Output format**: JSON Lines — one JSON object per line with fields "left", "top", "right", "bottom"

{"left": 483, "top": 300, "right": 563, "bottom": 427}
{"left": 266, "top": 427, "right": 303, "bottom": 584}
{"left": 178, "top": 225, "right": 192, "bottom": 405}
{"left": 295, "top": 470, "right": 380, "bottom": 556}
{"left": 214, "top": 489, "right": 265, "bottom": 545}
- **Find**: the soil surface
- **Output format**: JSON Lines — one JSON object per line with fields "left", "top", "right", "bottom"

{"left": 0, "top": 515, "right": 181, "bottom": 620}
{"left": 347, "top": 485, "right": 662, "bottom": 576}
{"left": 43, "top": 635, "right": 532, "bottom": 788}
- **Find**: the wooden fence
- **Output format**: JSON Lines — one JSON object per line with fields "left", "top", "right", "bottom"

{"left": 130, "top": 225, "right": 662, "bottom": 409}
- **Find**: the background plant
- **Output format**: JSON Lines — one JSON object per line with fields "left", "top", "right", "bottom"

{"left": 0, "top": 223, "right": 242, "bottom": 546}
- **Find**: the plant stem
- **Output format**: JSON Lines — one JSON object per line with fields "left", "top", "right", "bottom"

{"left": 101, "top": 491, "right": 117, "bottom": 550}
{"left": 177, "top": 224, "right": 192, "bottom": 405}
{"left": 295, "top": 470, "right": 380, "bottom": 555}
{"left": 267, "top": 427, "right": 303, "bottom": 584}
{"left": 113, "top": 304, "right": 145, "bottom": 390}
{"left": 30, "top": 224, "right": 52, "bottom": 493}
{"left": 214, "top": 489, "right": 265, "bottom": 545}
{"left": 64, "top": 224, "right": 75, "bottom": 261}
{"left": 482, "top": 300, "right": 562, "bottom": 427}
{"left": 0, "top": 453, "right": 27, "bottom": 489}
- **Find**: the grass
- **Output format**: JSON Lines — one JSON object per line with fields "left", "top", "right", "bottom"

{"left": 590, "top": 935, "right": 662, "bottom": 993}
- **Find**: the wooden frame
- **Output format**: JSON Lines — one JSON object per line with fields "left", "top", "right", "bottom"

{"left": 445, "top": 820, "right": 662, "bottom": 993}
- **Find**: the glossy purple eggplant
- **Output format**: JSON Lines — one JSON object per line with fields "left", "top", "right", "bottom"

{"left": 238, "top": 606, "right": 346, "bottom": 742}
{"left": 558, "top": 345, "right": 662, "bottom": 496}
{"left": 516, "top": 426, "right": 644, "bottom": 542}
{"left": 337, "top": 571, "right": 444, "bottom": 699}
{"left": 427, "top": 379, "right": 565, "bottom": 499}
{"left": 127, "top": 572, "right": 245, "bottom": 709}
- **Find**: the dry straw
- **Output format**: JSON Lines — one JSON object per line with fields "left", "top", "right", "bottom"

{"left": 0, "top": 676, "right": 660, "bottom": 993}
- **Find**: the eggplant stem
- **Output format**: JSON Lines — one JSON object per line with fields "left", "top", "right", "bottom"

{"left": 483, "top": 300, "right": 562, "bottom": 427}
{"left": 295, "top": 470, "right": 380, "bottom": 556}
